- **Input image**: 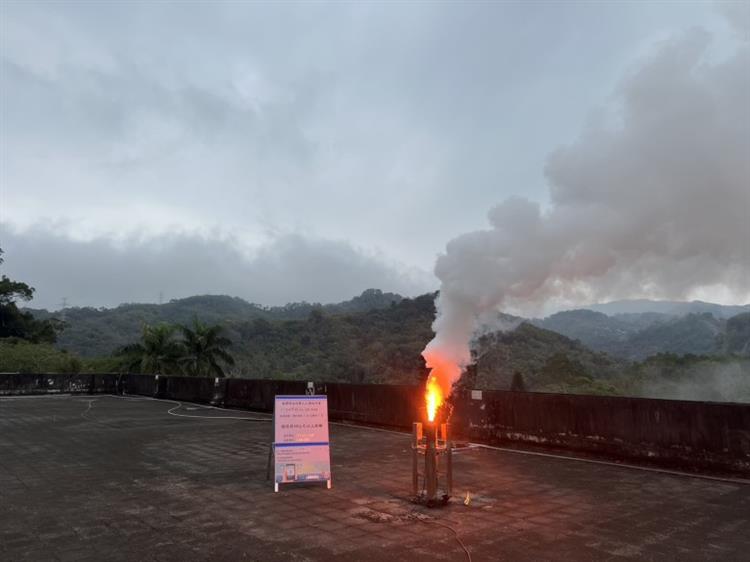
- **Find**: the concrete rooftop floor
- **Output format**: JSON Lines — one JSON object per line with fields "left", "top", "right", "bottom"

{"left": 1, "top": 394, "right": 748, "bottom": 562}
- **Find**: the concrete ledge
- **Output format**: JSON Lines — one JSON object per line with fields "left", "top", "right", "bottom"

{"left": 0, "top": 373, "right": 118, "bottom": 395}
{"left": 451, "top": 389, "right": 750, "bottom": 475}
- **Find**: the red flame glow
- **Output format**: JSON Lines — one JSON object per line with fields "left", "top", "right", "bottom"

{"left": 425, "top": 375, "right": 443, "bottom": 422}
{"left": 423, "top": 351, "right": 461, "bottom": 422}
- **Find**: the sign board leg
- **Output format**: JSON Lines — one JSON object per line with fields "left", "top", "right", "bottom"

{"left": 274, "top": 482, "right": 279, "bottom": 493}
{"left": 326, "top": 480, "right": 331, "bottom": 490}
{"left": 266, "top": 443, "right": 274, "bottom": 481}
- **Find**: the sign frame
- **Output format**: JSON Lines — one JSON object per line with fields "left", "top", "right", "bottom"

{"left": 272, "top": 395, "right": 332, "bottom": 492}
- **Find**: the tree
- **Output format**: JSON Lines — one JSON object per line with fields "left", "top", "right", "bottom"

{"left": 308, "top": 308, "right": 324, "bottom": 324}
{"left": 510, "top": 371, "right": 527, "bottom": 392}
{"left": 538, "top": 352, "right": 592, "bottom": 392}
{"left": 0, "top": 247, "right": 62, "bottom": 343}
{"left": 0, "top": 275, "right": 34, "bottom": 306}
{"left": 0, "top": 248, "right": 33, "bottom": 305}
{"left": 179, "top": 318, "right": 235, "bottom": 377}
{"left": 723, "top": 313, "right": 750, "bottom": 356}
{"left": 117, "top": 323, "right": 183, "bottom": 375}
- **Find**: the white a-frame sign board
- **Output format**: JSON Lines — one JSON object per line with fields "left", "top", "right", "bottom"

{"left": 272, "top": 395, "right": 332, "bottom": 492}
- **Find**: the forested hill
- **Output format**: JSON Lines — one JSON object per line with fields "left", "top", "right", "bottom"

{"left": 27, "top": 289, "right": 404, "bottom": 357}
{"left": 226, "top": 293, "right": 435, "bottom": 385}
{"left": 469, "top": 322, "right": 623, "bottom": 394}
{"left": 533, "top": 310, "right": 750, "bottom": 360}
{"left": 17, "top": 292, "right": 750, "bottom": 401}
{"left": 27, "top": 292, "right": 750, "bottom": 363}
{"left": 21, "top": 289, "right": 636, "bottom": 389}
{"left": 585, "top": 299, "right": 750, "bottom": 318}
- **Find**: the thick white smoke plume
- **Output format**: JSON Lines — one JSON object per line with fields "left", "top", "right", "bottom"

{"left": 423, "top": 24, "right": 750, "bottom": 393}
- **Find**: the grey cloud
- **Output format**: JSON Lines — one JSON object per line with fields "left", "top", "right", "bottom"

{"left": 1, "top": 1, "right": 741, "bottom": 321}
{"left": 719, "top": 0, "right": 750, "bottom": 37}
{"left": 2, "top": 1, "right": 725, "bottom": 271}
{"left": 0, "top": 225, "right": 433, "bottom": 310}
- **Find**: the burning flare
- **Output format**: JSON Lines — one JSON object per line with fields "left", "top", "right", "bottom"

{"left": 423, "top": 350, "right": 461, "bottom": 422}
{"left": 425, "top": 375, "right": 443, "bottom": 422}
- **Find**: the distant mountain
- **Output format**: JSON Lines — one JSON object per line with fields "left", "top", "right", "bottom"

{"left": 533, "top": 310, "right": 637, "bottom": 351}
{"left": 470, "top": 318, "right": 750, "bottom": 400}
{"left": 230, "top": 293, "right": 434, "bottom": 384}
{"left": 530, "top": 300, "right": 750, "bottom": 361}
{"left": 469, "top": 322, "right": 622, "bottom": 394}
{"left": 585, "top": 299, "right": 750, "bottom": 319}
{"left": 618, "top": 313, "right": 725, "bottom": 359}
{"left": 26, "top": 290, "right": 750, "bottom": 371}
{"left": 721, "top": 313, "right": 750, "bottom": 356}
{"left": 324, "top": 288, "right": 403, "bottom": 314}
{"left": 534, "top": 309, "right": 749, "bottom": 361}
{"left": 609, "top": 311, "right": 673, "bottom": 330}
{"left": 15, "top": 289, "right": 750, "bottom": 401}
{"left": 27, "top": 289, "right": 404, "bottom": 357}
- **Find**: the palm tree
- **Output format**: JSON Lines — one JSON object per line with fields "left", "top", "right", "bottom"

{"left": 179, "top": 318, "right": 234, "bottom": 377}
{"left": 118, "top": 323, "right": 184, "bottom": 375}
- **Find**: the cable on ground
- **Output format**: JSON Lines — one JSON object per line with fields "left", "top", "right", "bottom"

{"left": 411, "top": 516, "right": 472, "bottom": 562}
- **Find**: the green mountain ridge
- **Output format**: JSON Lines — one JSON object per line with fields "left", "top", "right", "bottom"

{"left": 26, "top": 291, "right": 750, "bottom": 363}
{"left": 27, "top": 289, "right": 404, "bottom": 357}
{"left": 11, "top": 290, "right": 750, "bottom": 402}
{"left": 585, "top": 299, "right": 750, "bottom": 318}
{"left": 470, "top": 322, "right": 622, "bottom": 394}
{"left": 534, "top": 310, "right": 749, "bottom": 360}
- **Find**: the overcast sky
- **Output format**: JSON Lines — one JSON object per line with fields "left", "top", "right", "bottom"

{"left": 1, "top": 1, "right": 747, "bottom": 310}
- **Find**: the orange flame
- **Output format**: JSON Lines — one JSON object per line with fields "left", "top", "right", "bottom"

{"left": 425, "top": 374, "right": 444, "bottom": 422}
{"left": 423, "top": 350, "right": 461, "bottom": 422}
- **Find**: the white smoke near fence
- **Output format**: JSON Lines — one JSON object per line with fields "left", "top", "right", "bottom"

{"left": 423, "top": 21, "right": 750, "bottom": 395}
{"left": 639, "top": 360, "right": 750, "bottom": 403}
